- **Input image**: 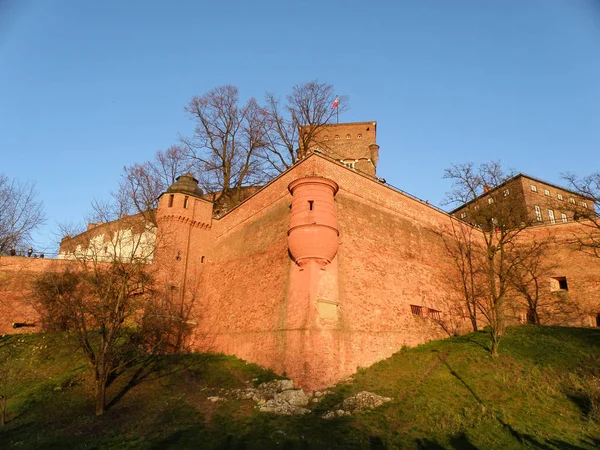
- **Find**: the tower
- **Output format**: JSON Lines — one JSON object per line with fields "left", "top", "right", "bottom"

{"left": 299, "top": 121, "right": 380, "bottom": 177}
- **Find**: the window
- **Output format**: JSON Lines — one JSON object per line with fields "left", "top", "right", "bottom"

{"left": 474, "top": 205, "right": 480, "bottom": 210}
{"left": 488, "top": 197, "right": 494, "bottom": 204}
{"left": 410, "top": 305, "right": 423, "bottom": 316}
{"left": 503, "top": 189, "right": 510, "bottom": 197}
{"left": 410, "top": 305, "right": 441, "bottom": 320}
{"left": 551, "top": 276, "right": 568, "bottom": 291}
{"left": 582, "top": 201, "right": 588, "bottom": 208}
{"left": 544, "top": 189, "right": 550, "bottom": 196}
{"left": 168, "top": 194, "right": 174, "bottom": 207}
{"left": 342, "top": 161, "right": 355, "bottom": 169}
{"left": 531, "top": 185, "right": 537, "bottom": 192}
{"left": 183, "top": 196, "right": 189, "bottom": 209}
{"left": 561, "top": 213, "right": 567, "bottom": 223}
{"left": 557, "top": 193, "right": 563, "bottom": 201}
{"left": 346, "top": 134, "right": 351, "bottom": 139}
{"left": 308, "top": 200, "right": 314, "bottom": 211}
{"left": 460, "top": 212, "right": 467, "bottom": 219}
{"left": 569, "top": 198, "right": 576, "bottom": 204}
{"left": 335, "top": 135, "right": 340, "bottom": 140}
{"left": 534, "top": 205, "right": 542, "bottom": 222}
{"left": 428, "top": 309, "right": 441, "bottom": 321}
{"left": 324, "top": 136, "right": 329, "bottom": 141}
{"left": 548, "top": 209, "right": 555, "bottom": 224}
{"left": 357, "top": 134, "right": 362, "bottom": 139}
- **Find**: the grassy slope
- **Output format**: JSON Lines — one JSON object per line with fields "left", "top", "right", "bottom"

{"left": 0, "top": 326, "right": 599, "bottom": 449}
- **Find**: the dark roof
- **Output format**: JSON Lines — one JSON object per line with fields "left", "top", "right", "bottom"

{"left": 164, "top": 173, "right": 204, "bottom": 198}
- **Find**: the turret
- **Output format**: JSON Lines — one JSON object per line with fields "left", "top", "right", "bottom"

{"left": 287, "top": 177, "right": 339, "bottom": 267}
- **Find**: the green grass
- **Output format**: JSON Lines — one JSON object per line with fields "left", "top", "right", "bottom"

{"left": 1, "top": 326, "right": 599, "bottom": 449}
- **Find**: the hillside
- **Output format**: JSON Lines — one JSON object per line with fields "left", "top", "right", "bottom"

{"left": 1, "top": 326, "right": 599, "bottom": 449}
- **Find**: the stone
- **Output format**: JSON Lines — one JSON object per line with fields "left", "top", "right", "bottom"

{"left": 275, "top": 389, "right": 309, "bottom": 406}
{"left": 323, "top": 391, "right": 392, "bottom": 419}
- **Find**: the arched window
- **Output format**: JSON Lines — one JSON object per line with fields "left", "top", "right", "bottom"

{"left": 346, "top": 134, "right": 351, "bottom": 139}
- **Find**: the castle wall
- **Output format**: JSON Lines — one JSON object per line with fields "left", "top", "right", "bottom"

{"left": 180, "top": 155, "right": 464, "bottom": 390}
{"left": 517, "top": 222, "right": 600, "bottom": 326}
{"left": 189, "top": 167, "right": 300, "bottom": 374}
{"left": 0, "top": 257, "right": 74, "bottom": 334}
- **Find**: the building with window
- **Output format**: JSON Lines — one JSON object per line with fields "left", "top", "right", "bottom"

{"left": 450, "top": 173, "right": 595, "bottom": 227}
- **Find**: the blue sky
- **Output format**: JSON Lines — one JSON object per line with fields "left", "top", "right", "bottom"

{"left": 1, "top": 0, "right": 599, "bottom": 253}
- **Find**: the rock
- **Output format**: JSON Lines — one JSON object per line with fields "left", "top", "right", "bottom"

{"left": 322, "top": 391, "right": 392, "bottom": 419}
{"left": 207, "top": 396, "right": 227, "bottom": 403}
{"left": 259, "top": 399, "right": 310, "bottom": 416}
{"left": 275, "top": 389, "right": 309, "bottom": 406}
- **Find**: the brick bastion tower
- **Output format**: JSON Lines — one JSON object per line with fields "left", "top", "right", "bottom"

{"left": 150, "top": 122, "right": 464, "bottom": 391}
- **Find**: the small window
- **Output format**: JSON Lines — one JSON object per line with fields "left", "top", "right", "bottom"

{"left": 548, "top": 209, "right": 555, "bottom": 224}
{"left": 324, "top": 136, "right": 329, "bottom": 141}
{"left": 357, "top": 134, "right": 362, "bottom": 139}
{"left": 183, "top": 196, "right": 189, "bottom": 209}
{"left": 551, "top": 276, "right": 568, "bottom": 291}
{"left": 544, "top": 189, "right": 550, "bottom": 196}
{"left": 561, "top": 213, "right": 567, "bottom": 223}
{"left": 569, "top": 198, "right": 576, "bottom": 204}
{"left": 557, "top": 193, "right": 563, "bottom": 201}
{"left": 474, "top": 205, "right": 480, "bottom": 210}
{"left": 346, "top": 134, "right": 351, "bottom": 139}
{"left": 534, "top": 205, "right": 542, "bottom": 222}
{"left": 531, "top": 185, "right": 537, "bottom": 192}
{"left": 503, "top": 189, "right": 510, "bottom": 197}
{"left": 410, "top": 305, "right": 424, "bottom": 317}
{"left": 335, "top": 135, "right": 340, "bottom": 140}
{"left": 582, "top": 201, "right": 588, "bottom": 208}
{"left": 428, "top": 308, "right": 441, "bottom": 321}
{"left": 460, "top": 212, "right": 467, "bottom": 219}
{"left": 308, "top": 200, "right": 314, "bottom": 211}
{"left": 488, "top": 197, "right": 494, "bottom": 204}
{"left": 168, "top": 194, "right": 174, "bottom": 207}
{"left": 342, "top": 161, "right": 355, "bottom": 169}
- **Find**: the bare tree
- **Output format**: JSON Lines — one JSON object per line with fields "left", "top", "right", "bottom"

{"left": 261, "top": 81, "right": 349, "bottom": 173}
{"left": 182, "top": 85, "right": 269, "bottom": 205}
{"left": 444, "top": 162, "right": 531, "bottom": 356}
{"left": 562, "top": 172, "right": 600, "bottom": 258}
{"left": 439, "top": 218, "right": 483, "bottom": 332}
{"left": 33, "top": 197, "right": 188, "bottom": 416}
{"left": 0, "top": 174, "right": 46, "bottom": 253}
{"left": 117, "top": 145, "right": 193, "bottom": 225}
{"left": 508, "top": 238, "right": 553, "bottom": 325}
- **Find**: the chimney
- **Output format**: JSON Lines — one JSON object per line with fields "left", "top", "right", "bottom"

{"left": 483, "top": 185, "right": 492, "bottom": 193}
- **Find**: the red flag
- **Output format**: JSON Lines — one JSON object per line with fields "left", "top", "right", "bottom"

{"left": 331, "top": 96, "right": 339, "bottom": 109}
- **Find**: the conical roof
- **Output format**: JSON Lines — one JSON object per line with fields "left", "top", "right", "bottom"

{"left": 165, "top": 173, "right": 204, "bottom": 197}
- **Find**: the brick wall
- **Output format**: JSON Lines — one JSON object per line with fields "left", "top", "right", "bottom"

{"left": 0, "top": 257, "right": 75, "bottom": 334}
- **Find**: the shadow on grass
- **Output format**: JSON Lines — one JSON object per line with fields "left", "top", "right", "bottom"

{"left": 440, "top": 356, "right": 596, "bottom": 450}
{"left": 106, "top": 353, "right": 211, "bottom": 412}
{"left": 451, "top": 332, "right": 491, "bottom": 353}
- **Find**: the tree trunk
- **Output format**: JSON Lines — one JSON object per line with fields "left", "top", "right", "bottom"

{"left": 490, "top": 330, "right": 500, "bottom": 357}
{"left": 1, "top": 395, "right": 7, "bottom": 426}
{"left": 95, "top": 377, "right": 107, "bottom": 416}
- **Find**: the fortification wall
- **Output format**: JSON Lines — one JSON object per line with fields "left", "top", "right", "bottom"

{"left": 518, "top": 222, "right": 600, "bottom": 326}
{"left": 0, "top": 257, "right": 75, "bottom": 334}
{"left": 181, "top": 155, "right": 465, "bottom": 390}
{"left": 190, "top": 167, "right": 301, "bottom": 373}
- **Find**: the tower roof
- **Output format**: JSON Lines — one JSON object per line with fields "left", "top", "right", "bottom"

{"left": 165, "top": 173, "right": 204, "bottom": 198}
